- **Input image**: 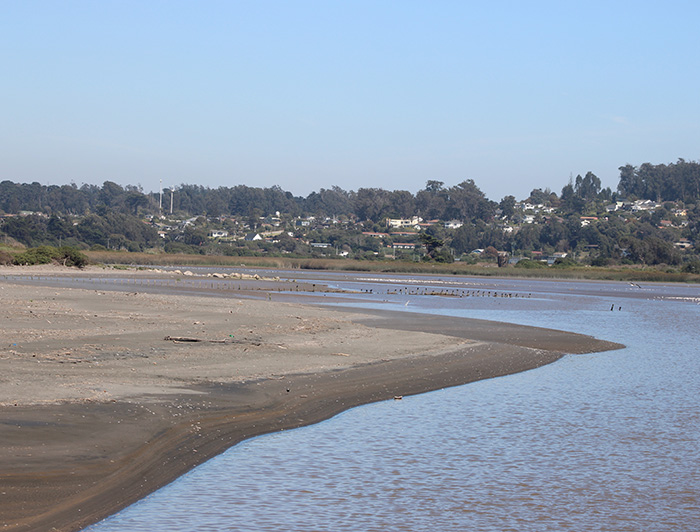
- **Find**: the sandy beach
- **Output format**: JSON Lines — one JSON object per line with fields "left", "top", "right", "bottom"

{"left": 0, "top": 266, "right": 623, "bottom": 531}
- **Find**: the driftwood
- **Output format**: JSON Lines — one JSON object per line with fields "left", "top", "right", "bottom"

{"left": 163, "top": 335, "right": 262, "bottom": 346}
{"left": 163, "top": 336, "right": 229, "bottom": 344}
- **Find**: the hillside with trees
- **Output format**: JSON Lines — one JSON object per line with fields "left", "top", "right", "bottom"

{"left": 1, "top": 159, "right": 699, "bottom": 272}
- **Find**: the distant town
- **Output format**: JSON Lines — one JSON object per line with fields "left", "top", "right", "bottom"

{"left": 1, "top": 159, "right": 699, "bottom": 272}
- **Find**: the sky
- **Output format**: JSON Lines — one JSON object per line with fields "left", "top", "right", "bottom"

{"left": 2, "top": 1, "right": 700, "bottom": 202}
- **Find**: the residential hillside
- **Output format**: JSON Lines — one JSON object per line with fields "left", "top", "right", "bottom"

{"left": 1, "top": 160, "right": 699, "bottom": 271}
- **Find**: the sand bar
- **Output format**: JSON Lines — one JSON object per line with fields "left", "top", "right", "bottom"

{"left": 0, "top": 266, "right": 623, "bottom": 531}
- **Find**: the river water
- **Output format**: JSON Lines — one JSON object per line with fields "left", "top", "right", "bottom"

{"left": 79, "top": 273, "right": 699, "bottom": 531}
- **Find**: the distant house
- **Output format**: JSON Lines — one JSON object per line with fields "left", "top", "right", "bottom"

{"left": 546, "top": 252, "right": 569, "bottom": 265}
{"left": 244, "top": 233, "right": 262, "bottom": 241}
{"left": 264, "top": 215, "right": 282, "bottom": 227}
{"left": 580, "top": 216, "right": 598, "bottom": 226}
{"left": 444, "top": 220, "right": 463, "bottom": 229}
{"left": 310, "top": 242, "right": 332, "bottom": 248}
{"left": 392, "top": 243, "right": 416, "bottom": 250}
{"left": 518, "top": 202, "right": 548, "bottom": 213}
{"left": 387, "top": 216, "right": 422, "bottom": 229}
{"left": 631, "top": 200, "right": 660, "bottom": 212}
{"left": 295, "top": 217, "right": 314, "bottom": 227}
{"left": 417, "top": 220, "right": 439, "bottom": 230}
{"left": 209, "top": 230, "right": 229, "bottom": 238}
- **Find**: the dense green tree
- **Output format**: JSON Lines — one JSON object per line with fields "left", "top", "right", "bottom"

{"left": 617, "top": 159, "right": 700, "bottom": 202}
{"left": 388, "top": 190, "right": 416, "bottom": 218}
{"left": 125, "top": 192, "right": 149, "bottom": 216}
{"left": 540, "top": 218, "right": 570, "bottom": 250}
{"left": 354, "top": 188, "right": 391, "bottom": 222}
{"left": 513, "top": 224, "right": 542, "bottom": 251}
{"left": 560, "top": 182, "right": 586, "bottom": 213}
{"left": 419, "top": 232, "right": 443, "bottom": 257}
{"left": 445, "top": 180, "right": 495, "bottom": 221}
{"left": 99, "top": 181, "right": 126, "bottom": 208}
{"left": 179, "top": 226, "right": 209, "bottom": 246}
{"left": 1, "top": 215, "right": 45, "bottom": 245}
{"left": 419, "top": 232, "right": 453, "bottom": 262}
{"left": 499, "top": 195, "right": 516, "bottom": 219}
{"left": 625, "top": 236, "right": 681, "bottom": 265}
{"left": 574, "top": 172, "right": 602, "bottom": 200}
{"left": 415, "top": 181, "right": 448, "bottom": 220}
{"left": 305, "top": 186, "right": 352, "bottom": 217}
{"left": 450, "top": 224, "right": 478, "bottom": 254}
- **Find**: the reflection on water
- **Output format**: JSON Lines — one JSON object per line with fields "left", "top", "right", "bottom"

{"left": 80, "top": 276, "right": 700, "bottom": 532}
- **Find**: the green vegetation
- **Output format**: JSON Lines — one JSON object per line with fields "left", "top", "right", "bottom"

{"left": 514, "top": 259, "right": 547, "bottom": 269}
{"left": 9, "top": 245, "right": 89, "bottom": 268}
{"left": 1, "top": 159, "right": 699, "bottom": 278}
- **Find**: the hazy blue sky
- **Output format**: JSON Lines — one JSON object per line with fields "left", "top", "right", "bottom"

{"left": 3, "top": 1, "right": 699, "bottom": 201}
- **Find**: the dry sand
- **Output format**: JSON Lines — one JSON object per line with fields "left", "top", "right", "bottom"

{"left": 0, "top": 266, "right": 623, "bottom": 531}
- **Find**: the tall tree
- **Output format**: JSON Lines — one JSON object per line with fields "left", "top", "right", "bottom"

{"left": 445, "top": 180, "right": 494, "bottom": 221}
{"left": 499, "top": 195, "right": 516, "bottom": 219}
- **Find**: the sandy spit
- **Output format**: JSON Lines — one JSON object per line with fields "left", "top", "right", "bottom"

{"left": 0, "top": 266, "right": 623, "bottom": 531}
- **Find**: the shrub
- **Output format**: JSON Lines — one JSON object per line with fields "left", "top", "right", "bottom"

{"left": 12, "top": 246, "right": 58, "bottom": 265}
{"left": 514, "top": 258, "right": 547, "bottom": 269}
{"left": 11, "top": 245, "right": 88, "bottom": 268}
{"left": 590, "top": 256, "right": 612, "bottom": 267}
{"left": 164, "top": 241, "right": 199, "bottom": 254}
{"left": 552, "top": 257, "right": 578, "bottom": 268}
{"left": 682, "top": 259, "right": 700, "bottom": 274}
{"left": 57, "top": 246, "right": 89, "bottom": 268}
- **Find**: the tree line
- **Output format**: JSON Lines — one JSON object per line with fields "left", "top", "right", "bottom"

{"left": 0, "top": 179, "right": 496, "bottom": 223}
{"left": 1, "top": 159, "right": 699, "bottom": 268}
{"left": 2, "top": 159, "right": 700, "bottom": 221}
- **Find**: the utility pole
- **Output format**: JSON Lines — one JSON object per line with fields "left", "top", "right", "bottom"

{"left": 170, "top": 186, "right": 174, "bottom": 215}
{"left": 159, "top": 179, "right": 163, "bottom": 213}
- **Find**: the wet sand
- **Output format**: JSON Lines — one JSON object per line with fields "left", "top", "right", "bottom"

{"left": 0, "top": 267, "right": 623, "bottom": 531}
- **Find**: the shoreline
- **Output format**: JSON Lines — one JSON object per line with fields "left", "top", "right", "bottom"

{"left": 0, "top": 268, "right": 624, "bottom": 531}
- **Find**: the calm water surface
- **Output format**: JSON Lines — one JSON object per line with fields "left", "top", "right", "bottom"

{"left": 83, "top": 276, "right": 700, "bottom": 532}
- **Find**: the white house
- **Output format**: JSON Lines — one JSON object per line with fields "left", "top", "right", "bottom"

{"left": 444, "top": 220, "right": 463, "bottom": 229}
{"left": 387, "top": 216, "right": 422, "bottom": 229}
